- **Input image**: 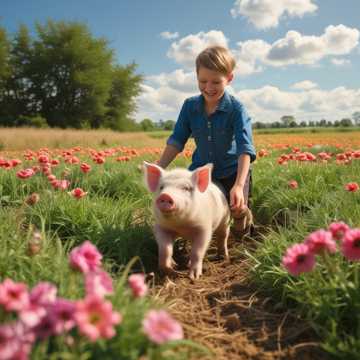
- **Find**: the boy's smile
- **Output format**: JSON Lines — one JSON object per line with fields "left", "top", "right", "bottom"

{"left": 197, "top": 67, "right": 233, "bottom": 107}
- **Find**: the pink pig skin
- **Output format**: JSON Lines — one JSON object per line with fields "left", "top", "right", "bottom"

{"left": 143, "top": 161, "right": 230, "bottom": 280}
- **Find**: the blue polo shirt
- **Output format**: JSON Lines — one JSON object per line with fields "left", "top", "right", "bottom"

{"left": 167, "top": 91, "right": 256, "bottom": 179}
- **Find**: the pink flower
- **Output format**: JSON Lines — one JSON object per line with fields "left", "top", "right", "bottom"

{"left": 16, "top": 168, "right": 35, "bottom": 179}
{"left": 282, "top": 243, "right": 316, "bottom": 276}
{"left": 0, "top": 279, "right": 29, "bottom": 312}
{"left": 288, "top": 180, "right": 298, "bottom": 189}
{"left": 30, "top": 282, "right": 57, "bottom": 306}
{"left": 328, "top": 221, "right": 350, "bottom": 241}
{"left": 128, "top": 274, "right": 148, "bottom": 298}
{"left": 341, "top": 228, "right": 360, "bottom": 261}
{"left": 69, "top": 241, "right": 103, "bottom": 274}
{"left": 143, "top": 310, "right": 184, "bottom": 344}
{"left": 19, "top": 282, "right": 57, "bottom": 327}
{"left": 80, "top": 163, "right": 91, "bottom": 173}
{"left": 344, "top": 182, "right": 359, "bottom": 192}
{"left": 69, "top": 240, "right": 102, "bottom": 274}
{"left": 70, "top": 187, "right": 88, "bottom": 199}
{"left": 85, "top": 270, "right": 113, "bottom": 298}
{"left": 52, "top": 179, "right": 70, "bottom": 190}
{"left": 0, "top": 321, "right": 34, "bottom": 360}
{"left": 304, "top": 229, "right": 337, "bottom": 254}
{"left": 74, "top": 295, "right": 122, "bottom": 342}
{"left": 50, "top": 298, "right": 76, "bottom": 335}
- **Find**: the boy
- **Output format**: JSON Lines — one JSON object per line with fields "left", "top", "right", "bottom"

{"left": 157, "top": 46, "right": 256, "bottom": 237}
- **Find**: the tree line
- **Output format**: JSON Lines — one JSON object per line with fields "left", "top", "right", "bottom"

{"left": 0, "top": 20, "right": 144, "bottom": 130}
{"left": 253, "top": 113, "right": 360, "bottom": 129}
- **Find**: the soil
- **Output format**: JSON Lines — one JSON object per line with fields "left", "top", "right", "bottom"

{"left": 150, "top": 231, "right": 329, "bottom": 360}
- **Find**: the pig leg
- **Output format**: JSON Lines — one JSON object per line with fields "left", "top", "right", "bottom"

{"left": 154, "top": 225, "right": 177, "bottom": 275}
{"left": 189, "top": 230, "right": 212, "bottom": 280}
{"left": 214, "top": 223, "right": 230, "bottom": 260}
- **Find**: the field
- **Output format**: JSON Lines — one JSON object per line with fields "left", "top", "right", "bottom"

{"left": 0, "top": 127, "right": 360, "bottom": 359}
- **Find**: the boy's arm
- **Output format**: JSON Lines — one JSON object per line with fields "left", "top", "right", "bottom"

{"left": 157, "top": 144, "right": 181, "bottom": 169}
{"left": 234, "top": 153, "right": 250, "bottom": 188}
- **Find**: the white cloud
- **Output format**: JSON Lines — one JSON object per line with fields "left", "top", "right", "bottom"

{"left": 165, "top": 26, "right": 359, "bottom": 77}
{"left": 291, "top": 80, "right": 318, "bottom": 90}
{"left": 330, "top": 58, "right": 351, "bottom": 66}
{"left": 266, "top": 25, "right": 359, "bottom": 66}
{"left": 233, "top": 39, "right": 270, "bottom": 75}
{"left": 135, "top": 79, "right": 360, "bottom": 124}
{"left": 230, "top": 0, "right": 317, "bottom": 30}
{"left": 147, "top": 69, "right": 197, "bottom": 93}
{"left": 167, "top": 30, "right": 228, "bottom": 69}
{"left": 160, "top": 31, "right": 179, "bottom": 40}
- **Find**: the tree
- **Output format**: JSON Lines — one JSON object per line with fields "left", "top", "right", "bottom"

{"left": 140, "top": 118, "right": 155, "bottom": 131}
{"left": 299, "top": 121, "right": 307, "bottom": 127}
{"left": 339, "top": 118, "right": 353, "bottom": 127}
{"left": 29, "top": 20, "right": 114, "bottom": 128}
{"left": 104, "top": 63, "right": 142, "bottom": 131}
{"left": 352, "top": 111, "right": 360, "bottom": 126}
{"left": 280, "top": 115, "right": 295, "bottom": 127}
{"left": 319, "top": 119, "right": 327, "bottom": 127}
{"left": 0, "top": 26, "right": 14, "bottom": 125}
{"left": 163, "top": 120, "right": 175, "bottom": 130}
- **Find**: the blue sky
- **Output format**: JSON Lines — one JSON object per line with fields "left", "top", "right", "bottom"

{"left": 2, "top": 0, "right": 360, "bottom": 123}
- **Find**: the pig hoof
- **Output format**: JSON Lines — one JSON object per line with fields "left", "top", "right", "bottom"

{"left": 160, "top": 267, "right": 178, "bottom": 278}
{"left": 189, "top": 268, "right": 202, "bottom": 280}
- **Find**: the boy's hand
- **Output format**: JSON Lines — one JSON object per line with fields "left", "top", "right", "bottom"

{"left": 229, "top": 185, "right": 245, "bottom": 211}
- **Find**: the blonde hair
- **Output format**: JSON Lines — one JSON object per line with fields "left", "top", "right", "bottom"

{"left": 195, "top": 46, "right": 236, "bottom": 75}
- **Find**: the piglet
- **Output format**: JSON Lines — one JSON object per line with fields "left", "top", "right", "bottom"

{"left": 143, "top": 161, "right": 230, "bottom": 280}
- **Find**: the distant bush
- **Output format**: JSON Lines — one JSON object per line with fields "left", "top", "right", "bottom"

{"left": 16, "top": 115, "right": 48, "bottom": 128}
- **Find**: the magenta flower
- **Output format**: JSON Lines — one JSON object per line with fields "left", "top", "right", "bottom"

{"left": 50, "top": 298, "right": 76, "bottom": 335}
{"left": 0, "top": 321, "right": 34, "bottom": 360}
{"left": 341, "top": 228, "right": 360, "bottom": 261}
{"left": 128, "top": 274, "right": 148, "bottom": 298}
{"left": 74, "top": 295, "right": 122, "bottom": 342}
{"left": 0, "top": 279, "right": 29, "bottom": 312}
{"left": 85, "top": 270, "right": 114, "bottom": 298}
{"left": 328, "top": 221, "right": 350, "bottom": 241}
{"left": 282, "top": 243, "right": 316, "bottom": 276}
{"left": 304, "top": 229, "right": 337, "bottom": 254}
{"left": 30, "top": 282, "right": 57, "bottom": 306}
{"left": 69, "top": 241, "right": 103, "bottom": 274}
{"left": 143, "top": 310, "right": 184, "bottom": 344}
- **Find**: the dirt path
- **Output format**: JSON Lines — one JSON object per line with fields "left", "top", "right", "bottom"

{"left": 151, "top": 235, "right": 328, "bottom": 360}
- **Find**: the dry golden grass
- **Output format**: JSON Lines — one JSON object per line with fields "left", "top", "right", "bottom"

{"left": 0, "top": 127, "right": 168, "bottom": 151}
{"left": 1, "top": 127, "right": 360, "bottom": 153}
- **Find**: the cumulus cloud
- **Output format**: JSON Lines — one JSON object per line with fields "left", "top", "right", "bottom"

{"left": 291, "top": 80, "right": 318, "bottom": 90}
{"left": 165, "top": 26, "right": 359, "bottom": 77}
{"left": 230, "top": 0, "right": 318, "bottom": 30}
{"left": 330, "top": 58, "right": 351, "bottom": 66}
{"left": 160, "top": 31, "right": 179, "bottom": 40}
{"left": 167, "top": 30, "right": 228, "bottom": 69}
{"left": 266, "top": 25, "right": 359, "bottom": 66}
{"left": 135, "top": 80, "right": 360, "bottom": 124}
{"left": 147, "top": 69, "right": 197, "bottom": 93}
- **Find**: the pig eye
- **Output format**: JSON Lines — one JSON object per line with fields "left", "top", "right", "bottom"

{"left": 159, "top": 185, "right": 164, "bottom": 191}
{"left": 181, "top": 185, "right": 193, "bottom": 192}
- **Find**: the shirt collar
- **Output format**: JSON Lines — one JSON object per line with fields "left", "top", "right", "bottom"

{"left": 195, "top": 90, "right": 232, "bottom": 113}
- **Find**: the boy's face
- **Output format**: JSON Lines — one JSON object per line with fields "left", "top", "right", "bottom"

{"left": 197, "top": 66, "right": 233, "bottom": 106}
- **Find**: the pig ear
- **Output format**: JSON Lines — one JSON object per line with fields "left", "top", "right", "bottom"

{"left": 143, "top": 161, "right": 163, "bottom": 192}
{"left": 192, "top": 164, "right": 213, "bottom": 193}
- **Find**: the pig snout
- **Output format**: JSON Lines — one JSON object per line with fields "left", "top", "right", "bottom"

{"left": 156, "top": 193, "right": 176, "bottom": 213}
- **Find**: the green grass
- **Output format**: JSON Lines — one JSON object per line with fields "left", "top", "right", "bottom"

{"left": 1, "top": 143, "right": 360, "bottom": 358}
{"left": 250, "top": 146, "right": 360, "bottom": 359}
